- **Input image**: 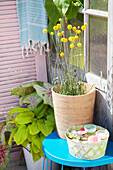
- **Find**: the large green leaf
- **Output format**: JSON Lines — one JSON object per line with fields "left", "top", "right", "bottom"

{"left": 31, "top": 142, "right": 40, "bottom": 153}
{"left": 6, "top": 113, "right": 17, "bottom": 131}
{"left": 11, "top": 86, "right": 35, "bottom": 97}
{"left": 65, "top": 1, "right": 79, "bottom": 21}
{"left": 22, "top": 139, "right": 29, "bottom": 148}
{"left": 45, "top": 0, "right": 63, "bottom": 24}
{"left": 32, "top": 134, "right": 42, "bottom": 149}
{"left": 21, "top": 93, "right": 43, "bottom": 111}
{"left": 11, "top": 81, "right": 43, "bottom": 97}
{"left": 15, "top": 111, "right": 34, "bottom": 124}
{"left": 30, "top": 119, "right": 40, "bottom": 135}
{"left": 27, "top": 125, "right": 37, "bottom": 142}
{"left": 8, "top": 127, "right": 18, "bottom": 146}
{"left": 36, "top": 105, "right": 48, "bottom": 119}
{"left": 53, "top": 0, "right": 70, "bottom": 14}
{"left": 37, "top": 118, "right": 54, "bottom": 136}
{"left": 8, "top": 107, "right": 30, "bottom": 118}
{"left": 30, "top": 144, "right": 41, "bottom": 162}
{"left": 33, "top": 82, "right": 53, "bottom": 107}
{"left": 14, "top": 125, "right": 27, "bottom": 145}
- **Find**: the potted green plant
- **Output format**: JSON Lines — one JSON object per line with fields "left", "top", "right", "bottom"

{"left": 43, "top": 10, "right": 96, "bottom": 139}
{"left": 6, "top": 81, "right": 57, "bottom": 170}
{"left": 0, "top": 123, "right": 11, "bottom": 170}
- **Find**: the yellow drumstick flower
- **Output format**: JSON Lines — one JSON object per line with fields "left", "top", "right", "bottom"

{"left": 59, "top": 18, "right": 62, "bottom": 22}
{"left": 57, "top": 24, "right": 61, "bottom": 29}
{"left": 77, "top": 43, "right": 82, "bottom": 47}
{"left": 43, "top": 29, "right": 48, "bottom": 34}
{"left": 60, "top": 52, "right": 64, "bottom": 57}
{"left": 57, "top": 32, "right": 62, "bottom": 36}
{"left": 53, "top": 26, "right": 58, "bottom": 30}
{"left": 50, "top": 32, "right": 54, "bottom": 35}
{"left": 70, "top": 43, "right": 75, "bottom": 48}
{"left": 81, "top": 25, "right": 86, "bottom": 30}
{"left": 75, "top": 36, "right": 79, "bottom": 40}
{"left": 68, "top": 37, "right": 75, "bottom": 42}
{"left": 61, "top": 38, "right": 67, "bottom": 42}
{"left": 67, "top": 24, "right": 72, "bottom": 30}
{"left": 73, "top": 27, "right": 76, "bottom": 32}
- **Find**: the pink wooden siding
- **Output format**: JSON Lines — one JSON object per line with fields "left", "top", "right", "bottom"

{"left": 0, "top": 0, "right": 37, "bottom": 123}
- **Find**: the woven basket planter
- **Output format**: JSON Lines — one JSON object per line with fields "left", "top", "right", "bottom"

{"left": 52, "top": 83, "right": 96, "bottom": 139}
{"left": 65, "top": 125, "right": 109, "bottom": 160}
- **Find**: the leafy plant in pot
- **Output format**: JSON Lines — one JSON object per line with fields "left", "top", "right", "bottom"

{"left": 7, "top": 81, "right": 56, "bottom": 164}
{"left": 0, "top": 123, "right": 11, "bottom": 170}
{"left": 43, "top": 4, "right": 96, "bottom": 139}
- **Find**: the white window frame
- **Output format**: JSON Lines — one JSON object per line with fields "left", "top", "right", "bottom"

{"left": 78, "top": 0, "right": 108, "bottom": 93}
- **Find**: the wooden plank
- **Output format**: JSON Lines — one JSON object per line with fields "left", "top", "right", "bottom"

{"left": 0, "top": 22, "right": 18, "bottom": 28}
{"left": 0, "top": 69, "right": 36, "bottom": 78}
{"left": 0, "top": 77, "right": 36, "bottom": 86}
{"left": 0, "top": 38, "right": 20, "bottom": 45}
{"left": 0, "top": 42, "right": 20, "bottom": 48}
{"left": 0, "top": 72, "right": 36, "bottom": 82}
{"left": 0, "top": 9, "right": 17, "bottom": 15}
{"left": 0, "top": 18, "right": 18, "bottom": 24}
{"left": 0, "top": 61, "right": 35, "bottom": 70}
{"left": 0, "top": 65, "right": 35, "bottom": 74}
{"left": 0, "top": 1, "right": 16, "bottom": 6}
{"left": 0, "top": 31, "right": 19, "bottom": 37}
{"left": 0, "top": 57, "right": 35, "bottom": 66}
{"left": 0, "top": 13, "right": 17, "bottom": 19}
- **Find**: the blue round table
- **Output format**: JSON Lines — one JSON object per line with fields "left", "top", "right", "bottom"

{"left": 42, "top": 131, "right": 113, "bottom": 170}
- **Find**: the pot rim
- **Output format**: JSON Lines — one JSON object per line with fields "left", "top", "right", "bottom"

{"left": 65, "top": 125, "right": 109, "bottom": 146}
{"left": 52, "top": 82, "right": 96, "bottom": 98}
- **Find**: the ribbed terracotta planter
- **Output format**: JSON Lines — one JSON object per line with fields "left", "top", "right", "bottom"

{"left": 52, "top": 83, "right": 96, "bottom": 139}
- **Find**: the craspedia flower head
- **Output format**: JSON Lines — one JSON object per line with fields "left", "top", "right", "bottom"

{"left": 43, "top": 29, "right": 48, "bottom": 34}
{"left": 77, "top": 43, "right": 82, "bottom": 47}
{"left": 57, "top": 24, "right": 61, "bottom": 29}
{"left": 75, "top": 36, "right": 79, "bottom": 40}
{"left": 81, "top": 25, "right": 86, "bottom": 30}
{"left": 53, "top": 26, "right": 58, "bottom": 30}
{"left": 70, "top": 43, "right": 75, "bottom": 48}
{"left": 75, "top": 30, "right": 79, "bottom": 34}
{"left": 59, "top": 18, "right": 62, "bottom": 22}
{"left": 78, "top": 26, "right": 80, "bottom": 29}
{"left": 50, "top": 32, "right": 54, "bottom": 35}
{"left": 77, "top": 30, "right": 81, "bottom": 34}
{"left": 57, "top": 32, "right": 62, "bottom": 36}
{"left": 60, "top": 52, "right": 64, "bottom": 57}
{"left": 73, "top": 27, "right": 76, "bottom": 32}
{"left": 61, "top": 31, "right": 64, "bottom": 35}
{"left": 68, "top": 36, "right": 75, "bottom": 42}
{"left": 61, "top": 38, "right": 67, "bottom": 42}
{"left": 84, "top": 23, "right": 88, "bottom": 27}
{"left": 67, "top": 24, "right": 72, "bottom": 30}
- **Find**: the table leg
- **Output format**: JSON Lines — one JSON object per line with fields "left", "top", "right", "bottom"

{"left": 42, "top": 154, "right": 45, "bottom": 170}
{"left": 50, "top": 160, "right": 52, "bottom": 170}
{"left": 61, "top": 164, "right": 63, "bottom": 170}
{"left": 46, "top": 158, "right": 49, "bottom": 170}
{"left": 83, "top": 167, "right": 85, "bottom": 170}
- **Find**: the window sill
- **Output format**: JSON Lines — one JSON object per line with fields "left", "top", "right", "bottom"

{"left": 86, "top": 72, "right": 107, "bottom": 93}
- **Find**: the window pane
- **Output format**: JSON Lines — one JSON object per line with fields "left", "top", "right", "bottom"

{"left": 90, "top": 0, "right": 108, "bottom": 11}
{"left": 70, "top": 14, "right": 84, "bottom": 69}
{"left": 89, "top": 16, "right": 107, "bottom": 78}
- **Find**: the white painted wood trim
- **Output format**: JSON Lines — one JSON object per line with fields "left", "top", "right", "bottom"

{"left": 86, "top": 72, "right": 107, "bottom": 93}
{"left": 79, "top": 8, "right": 108, "bottom": 18}
{"left": 85, "top": 9, "right": 108, "bottom": 18}
{"left": 84, "top": 0, "right": 89, "bottom": 73}
{"left": 107, "top": 0, "right": 113, "bottom": 117}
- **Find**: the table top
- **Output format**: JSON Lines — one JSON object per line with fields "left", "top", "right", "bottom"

{"left": 43, "top": 131, "right": 113, "bottom": 168}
